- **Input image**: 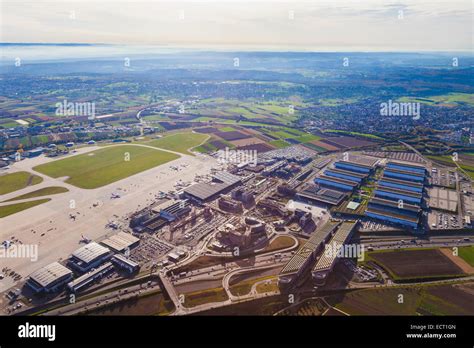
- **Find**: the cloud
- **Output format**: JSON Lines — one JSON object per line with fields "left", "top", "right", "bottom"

{"left": 0, "top": 0, "right": 472, "bottom": 50}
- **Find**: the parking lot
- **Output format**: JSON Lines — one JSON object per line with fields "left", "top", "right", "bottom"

{"left": 428, "top": 187, "right": 458, "bottom": 213}
{"left": 430, "top": 167, "right": 456, "bottom": 188}
{"left": 427, "top": 211, "right": 461, "bottom": 230}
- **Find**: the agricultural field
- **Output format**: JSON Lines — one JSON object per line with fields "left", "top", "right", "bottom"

{"left": 459, "top": 246, "right": 474, "bottom": 266}
{"left": 323, "top": 130, "right": 384, "bottom": 140}
{"left": 88, "top": 291, "right": 174, "bottom": 316}
{"left": 0, "top": 171, "right": 43, "bottom": 195}
{"left": 398, "top": 93, "right": 474, "bottom": 107}
{"left": 427, "top": 153, "right": 474, "bottom": 180}
{"left": 2, "top": 186, "right": 69, "bottom": 202}
{"left": 327, "top": 282, "right": 474, "bottom": 315}
{"left": 189, "top": 98, "right": 304, "bottom": 125}
{"left": 0, "top": 198, "right": 51, "bottom": 218}
{"left": 33, "top": 145, "right": 179, "bottom": 189}
{"left": 146, "top": 132, "right": 209, "bottom": 155}
{"left": 367, "top": 249, "right": 466, "bottom": 281}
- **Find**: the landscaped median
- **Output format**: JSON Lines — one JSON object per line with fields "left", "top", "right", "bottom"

{"left": 0, "top": 171, "right": 43, "bottom": 195}
{"left": 0, "top": 198, "right": 51, "bottom": 218}
{"left": 2, "top": 186, "right": 68, "bottom": 202}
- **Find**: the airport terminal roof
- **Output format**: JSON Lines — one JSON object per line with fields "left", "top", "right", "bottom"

{"left": 29, "top": 262, "right": 72, "bottom": 288}
{"left": 184, "top": 182, "right": 231, "bottom": 201}
{"left": 184, "top": 172, "right": 241, "bottom": 201}
{"left": 71, "top": 242, "right": 111, "bottom": 264}
{"left": 100, "top": 232, "right": 140, "bottom": 253}
{"left": 212, "top": 172, "right": 242, "bottom": 185}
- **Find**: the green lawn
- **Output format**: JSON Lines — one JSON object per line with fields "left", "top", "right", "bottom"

{"left": 0, "top": 171, "right": 43, "bottom": 195}
{"left": 33, "top": 145, "right": 179, "bottom": 189}
{"left": 219, "top": 126, "right": 236, "bottom": 132}
{"left": 323, "top": 130, "right": 383, "bottom": 140}
{"left": 146, "top": 132, "right": 209, "bottom": 155}
{"left": 398, "top": 93, "right": 474, "bottom": 107}
{"left": 3, "top": 186, "right": 69, "bottom": 202}
{"left": 269, "top": 140, "right": 290, "bottom": 148}
{"left": 294, "top": 134, "right": 321, "bottom": 143}
{"left": 459, "top": 246, "right": 474, "bottom": 266}
{"left": 0, "top": 199, "right": 51, "bottom": 218}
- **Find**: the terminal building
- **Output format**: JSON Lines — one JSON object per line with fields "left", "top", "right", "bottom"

{"left": 184, "top": 172, "right": 242, "bottom": 203}
{"left": 26, "top": 262, "right": 73, "bottom": 293}
{"left": 312, "top": 221, "right": 357, "bottom": 286}
{"left": 111, "top": 254, "right": 140, "bottom": 274}
{"left": 155, "top": 199, "right": 192, "bottom": 221}
{"left": 67, "top": 262, "right": 114, "bottom": 293}
{"left": 100, "top": 232, "right": 140, "bottom": 253}
{"left": 68, "top": 242, "right": 113, "bottom": 273}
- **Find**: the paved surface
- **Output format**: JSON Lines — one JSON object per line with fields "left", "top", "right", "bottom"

{"left": 0, "top": 143, "right": 218, "bottom": 293}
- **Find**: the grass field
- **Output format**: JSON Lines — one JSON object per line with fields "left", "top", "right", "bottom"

{"left": 3, "top": 186, "right": 69, "bottom": 202}
{"left": 328, "top": 284, "right": 473, "bottom": 315}
{"left": 229, "top": 275, "right": 275, "bottom": 297}
{"left": 459, "top": 246, "right": 474, "bottom": 266}
{"left": 33, "top": 145, "right": 179, "bottom": 189}
{"left": 0, "top": 198, "right": 51, "bottom": 218}
{"left": 269, "top": 139, "right": 290, "bottom": 148}
{"left": 323, "top": 129, "right": 384, "bottom": 140}
{"left": 398, "top": 93, "right": 474, "bottom": 107}
{"left": 367, "top": 248, "right": 465, "bottom": 281}
{"left": 0, "top": 171, "right": 43, "bottom": 195}
{"left": 146, "top": 132, "right": 209, "bottom": 155}
{"left": 183, "top": 287, "right": 229, "bottom": 308}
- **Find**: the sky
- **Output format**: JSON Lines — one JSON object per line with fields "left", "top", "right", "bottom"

{"left": 0, "top": 0, "right": 473, "bottom": 51}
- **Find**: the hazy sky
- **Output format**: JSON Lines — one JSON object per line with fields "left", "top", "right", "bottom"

{"left": 1, "top": 0, "right": 472, "bottom": 51}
